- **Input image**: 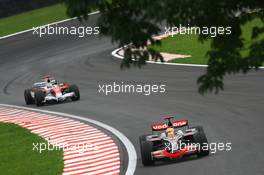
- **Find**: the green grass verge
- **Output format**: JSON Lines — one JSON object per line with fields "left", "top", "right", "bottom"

{"left": 0, "top": 4, "right": 68, "bottom": 37}
{"left": 0, "top": 123, "right": 63, "bottom": 175}
{"left": 150, "top": 17, "right": 264, "bottom": 65}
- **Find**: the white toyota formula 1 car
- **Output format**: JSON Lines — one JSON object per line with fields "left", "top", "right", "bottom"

{"left": 24, "top": 76, "right": 80, "bottom": 106}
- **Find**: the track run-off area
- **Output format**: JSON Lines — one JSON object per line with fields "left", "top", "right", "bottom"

{"left": 0, "top": 105, "right": 122, "bottom": 175}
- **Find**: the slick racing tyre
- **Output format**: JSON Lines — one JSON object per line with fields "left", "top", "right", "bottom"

{"left": 140, "top": 141, "right": 154, "bottom": 166}
{"left": 193, "top": 126, "right": 210, "bottom": 157}
{"left": 35, "top": 90, "right": 45, "bottom": 106}
{"left": 139, "top": 135, "right": 149, "bottom": 145}
{"left": 69, "top": 84, "right": 80, "bottom": 101}
{"left": 24, "top": 89, "right": 34, "bottom": 105}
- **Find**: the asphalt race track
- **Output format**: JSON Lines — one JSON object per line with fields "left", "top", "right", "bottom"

{"left": 0, "top": 14, "right": 264, "bottom": 175}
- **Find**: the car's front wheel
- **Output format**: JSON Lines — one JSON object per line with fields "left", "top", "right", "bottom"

{"left": 35, "top": 90, "right": 45, "bottom": 106}
{"left": 69, "top": 84, "right": 80, "bottom": 101}
{"left": 139, "top": 135, "right": 149, "bottom": 145}
{"left": 24, "top": 89, "right": 34, "bottom": 105}
{"left": 140, "top": 141, "right": 154, "bottom": 166}
{"left": 193, "top": 126, "right": 210, "bottom": 157}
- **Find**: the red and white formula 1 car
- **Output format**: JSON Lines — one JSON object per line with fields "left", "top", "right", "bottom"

{"left": 24, "top": 76, "right": 80, "bottom": 106}
{"left": 139, "top": 116, "right": 209, "bottom": 166}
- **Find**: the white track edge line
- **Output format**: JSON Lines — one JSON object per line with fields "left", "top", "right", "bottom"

{"left": 0, "top": 11, "right": 100, "bottom": 40}
{"left": 0, "top": 103, "right": 137, "bottom": 175}
{"left": 111, "top": 45, "right": 264, "bottom": 69}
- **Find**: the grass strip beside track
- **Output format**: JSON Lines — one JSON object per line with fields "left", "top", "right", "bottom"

{"left": 150, "top": 17, "right": 264, "bottom": 65}
{"left": 0, "top": 123, "right": 63, "bottom": 175}
{"left": 0, "top": 4, "right": 68, "bottom": 37}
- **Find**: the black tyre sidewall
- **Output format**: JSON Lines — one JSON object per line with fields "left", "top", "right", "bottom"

{"left": 35, "top": 90, "right": 45, "bottom": 106}
{"left": 24, "top": 89, "right": 34, "bottom": 105}
{"left": 139, "top": 135, "right": 149, "bottom": 145}
{"left": 193, "top": 126, "right": 210, "bottom": 157}
{"left": 140, "top": 141, "right": 154, "bottom": 166}
{"left": 69, "top": 84, "right": 80, "bottom": 101}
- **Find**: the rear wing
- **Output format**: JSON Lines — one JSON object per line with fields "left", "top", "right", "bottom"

{"left": 151, "top": 120, "right": 188, "bottom": 131}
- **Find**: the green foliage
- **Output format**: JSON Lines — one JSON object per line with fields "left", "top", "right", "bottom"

{"left": 63, "top": 0, "right": 98, "bottom": 20}
{"left": 149, "top": 18, "right": 264, "bottom": 67}
{"left": 62, "top": 0, "right": 264, "bottom": 94}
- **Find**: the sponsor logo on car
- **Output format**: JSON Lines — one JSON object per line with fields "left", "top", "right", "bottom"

{"left": 152, "top": 120, "right": 188, "bottom": 131}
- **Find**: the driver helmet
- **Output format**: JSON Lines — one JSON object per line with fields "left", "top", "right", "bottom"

{"left": 46, "top": 79, "right": 53, "bottom": 88}
{"left": 166, "top": 127, "right": 175, "bottom": 138}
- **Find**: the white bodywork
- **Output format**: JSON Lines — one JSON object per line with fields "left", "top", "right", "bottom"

{"left": 31, "top": 82, "right": 75, "bottom": 103}
{"left": 43, "top": 91, "right": 75, "bottom": 102}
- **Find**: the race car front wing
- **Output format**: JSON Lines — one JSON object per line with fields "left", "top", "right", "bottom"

{"left": 44, "top": 92, "right": 75, "bottom": 102}
{"left": 152, "top": 145, "right": 199, "bottom": 159}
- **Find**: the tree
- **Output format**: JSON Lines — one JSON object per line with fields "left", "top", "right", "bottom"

{"left": 62, "top": 0, "right": 264, "bottom": 94}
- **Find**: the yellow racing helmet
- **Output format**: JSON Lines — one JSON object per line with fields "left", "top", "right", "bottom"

{"left": 166, "top": 127, "right": 175, "bottom": 138}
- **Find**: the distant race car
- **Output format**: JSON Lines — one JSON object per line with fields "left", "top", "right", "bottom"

{"left": 24, "top": 76, "right": 80, "bottom": 106}
{"left": 139, "top": 116, "right": 209, "bottom": 166}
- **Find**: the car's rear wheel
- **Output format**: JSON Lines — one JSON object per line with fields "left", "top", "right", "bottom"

{"left": 24, "top": 89, "right": 34, "bottom": 105}
{"left": 140, "top": 141, "right": 154, "bottom": 166}
{"left": 35, "top": 91, "right": 45, "bottom": 106}
{"left": 193, "top": 126, "right": 210, "bottom": 157}
{"left": 69, "top": 85, "right": 80, "bottom": 101}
